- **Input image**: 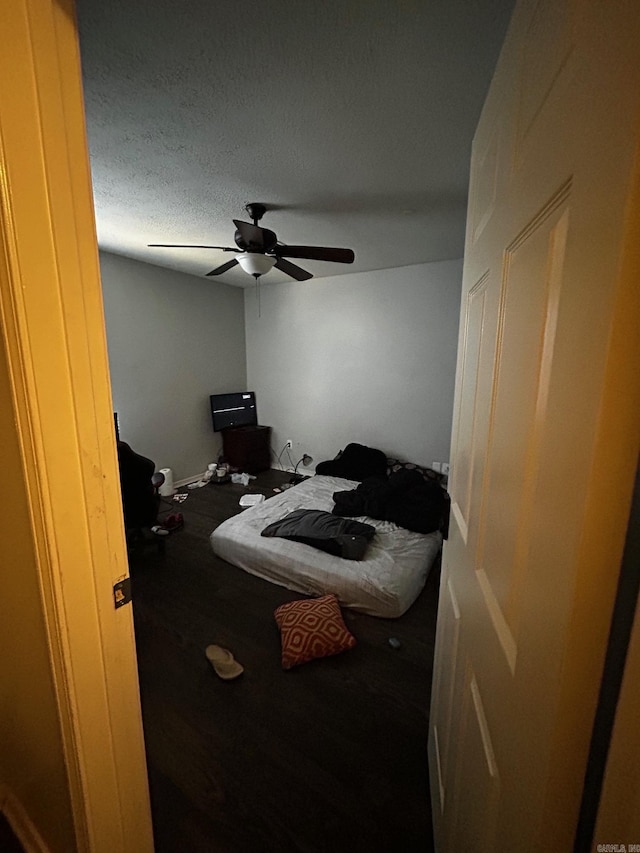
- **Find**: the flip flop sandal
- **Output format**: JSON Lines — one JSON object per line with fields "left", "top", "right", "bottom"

{"left": 205, "top": 645, "right": 244, "bottom": 680}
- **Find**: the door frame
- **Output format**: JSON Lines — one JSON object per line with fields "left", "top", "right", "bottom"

{"left": 0, "top": 1, "right": 153, "bottom": 849}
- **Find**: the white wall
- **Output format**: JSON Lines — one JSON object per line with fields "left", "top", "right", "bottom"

{"left": 245, "top": 260, "right": 462, "bottom": 472}
{"left": 100, "top": 252, "right": 246, "bottom": 480}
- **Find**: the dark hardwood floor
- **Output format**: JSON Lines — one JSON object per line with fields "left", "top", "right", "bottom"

{"left": 129, "top": 469, "right": 440, "bottom": 853}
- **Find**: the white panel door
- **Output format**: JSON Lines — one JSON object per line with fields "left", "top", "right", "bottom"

{"left": 428, "top": 1, "right": 640, "bottom": 850}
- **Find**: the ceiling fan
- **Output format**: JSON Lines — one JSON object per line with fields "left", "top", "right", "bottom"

{"left": 149, "top": 203, "right": 355, "bottom": 281}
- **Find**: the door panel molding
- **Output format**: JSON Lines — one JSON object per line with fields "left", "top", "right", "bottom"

{"left": 516, "top": 0, "right": 574, "bottom": 157}
{"left": 450, "top": 271, "right": 490, "bottom": 542}
{"left": 470, "top": 674, "right": 499, "bottom": 779}
{"left": 428, "top": 569, "right": 463, "bottom": 831}
{"left": 476, "top": 568, "right": 517, "bottom": 673}
{"left": 476, "top": 184, "right": 571, "bottom": 622}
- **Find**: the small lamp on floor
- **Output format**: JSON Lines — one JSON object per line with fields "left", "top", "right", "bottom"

{"left": 290, "top": 454, "right": 313, "bottom": 483}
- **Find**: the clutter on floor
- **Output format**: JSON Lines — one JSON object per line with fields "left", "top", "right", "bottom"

{"left": 231, "top": 472, "right": 256, "bottom": 486}
{"left": 160, "top": 512, "right": 184, "bottom": 532}
{"left": 239, "top": 494, "right": 265, "bottom": 507}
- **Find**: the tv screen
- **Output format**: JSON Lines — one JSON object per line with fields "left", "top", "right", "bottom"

{"left": 210, "top": 391, "right": 258, "bottom": 432}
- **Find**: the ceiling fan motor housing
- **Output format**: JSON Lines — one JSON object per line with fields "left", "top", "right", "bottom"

{"left": 234, "top": 221, "right": 278, "bottom": 253}
{"left": 245, "top": 202, "right": 267, "bottom": 223}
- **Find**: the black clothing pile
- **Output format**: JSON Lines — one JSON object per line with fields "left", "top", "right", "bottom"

{"left": 332, "top": 468, "right": 448, "bottom": 536}
{"left": 315, "top": 442, "right": 388, "bottom": 482}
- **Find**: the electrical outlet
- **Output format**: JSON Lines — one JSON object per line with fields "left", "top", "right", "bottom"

{"left": 285, "top": 439, "right": 293, "bottom": 449}
{"left": 432, "top": 461, "right": 441, "bottom": 473}
{"left": 441, "top": 462, "right": 450, "bottom": 477}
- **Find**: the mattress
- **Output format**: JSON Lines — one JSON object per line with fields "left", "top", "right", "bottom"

{"left": 210, "top": 475, "right": 442, "bottom": 618}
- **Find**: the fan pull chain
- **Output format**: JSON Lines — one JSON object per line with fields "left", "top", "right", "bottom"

{"left": 256, "top": 276, "right": 261, "bottom": 317}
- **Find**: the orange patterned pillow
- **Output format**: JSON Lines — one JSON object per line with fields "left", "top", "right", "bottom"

{"left": 274, "top": 594, "right": 357, "bottom": 670}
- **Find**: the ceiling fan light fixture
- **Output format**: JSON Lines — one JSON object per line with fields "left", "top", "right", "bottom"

{"left": 150, "top": 206, "right": 353, "bottom": 282}
{"left": 236, "top": 252, "right": 276, "bottom": 277}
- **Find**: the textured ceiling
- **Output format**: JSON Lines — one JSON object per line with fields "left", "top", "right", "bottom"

{"left": 77, "top": 0, "right": 514, "bottom": 287}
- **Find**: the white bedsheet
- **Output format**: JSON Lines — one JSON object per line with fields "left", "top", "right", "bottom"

{"left": 209, "top": 475, "right": 442, "bottom": 617}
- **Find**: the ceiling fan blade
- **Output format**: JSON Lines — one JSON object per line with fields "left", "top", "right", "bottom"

{"left": 274, "top": 257, "right": 313, "bottom": 281}
{"left": 275, "top": 245, "right": 355, "bottom": 264}
{"left": 205, "top": 258, "right": 239, "bottom": 277}
{"left": 148, "top": 244, "right": 237, "bottom": 251}
{"left": 232, "top": 220, "right": 278, "bottom": 253}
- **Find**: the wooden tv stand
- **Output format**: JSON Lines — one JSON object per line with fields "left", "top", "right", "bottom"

{"left": 221, "top": 425, "right": 271, "bottom": 474}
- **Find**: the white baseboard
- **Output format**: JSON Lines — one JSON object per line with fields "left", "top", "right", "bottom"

{"left": 170, "top": 466, "right": 315, "bottom": 488}
{"left": 271, "top": 463, "right": 291, "bottom": 473}
{"left": 174, "top": 473, "right": 203, "bottom": 487}
{"left": 272, "top": 463, "right": 316, "bottom": 476}
{"left": 174, "top": 466, "right": 306, "bottom": 485}
{"left": 0, "top": 786, "right": 50, "bottom": 853}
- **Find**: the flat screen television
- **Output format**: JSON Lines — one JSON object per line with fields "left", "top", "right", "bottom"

{"left": 210, "top": 391, "right": 258, "bottom": 432}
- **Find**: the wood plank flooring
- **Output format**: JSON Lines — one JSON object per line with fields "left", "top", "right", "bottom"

{"left": 129, "top": 469, "right": 439, "bottom": 852}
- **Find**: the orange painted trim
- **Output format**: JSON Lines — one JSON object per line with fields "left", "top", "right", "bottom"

{"left": 0, "top": 1, "right": 153, "bottom": 850}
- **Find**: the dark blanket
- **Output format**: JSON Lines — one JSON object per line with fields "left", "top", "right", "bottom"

{"left": 332, "top": 468, "right": 447, "bottom": 535}
{"left": 261, "top": 509, "right": 376, "bottom": 560}
{"left": 315, "top": 442, "right": 388, "bottom": 482}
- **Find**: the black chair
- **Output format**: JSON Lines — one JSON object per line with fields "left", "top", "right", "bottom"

{"left": 117, "top": 440, "right": 166, "bottom": 551}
